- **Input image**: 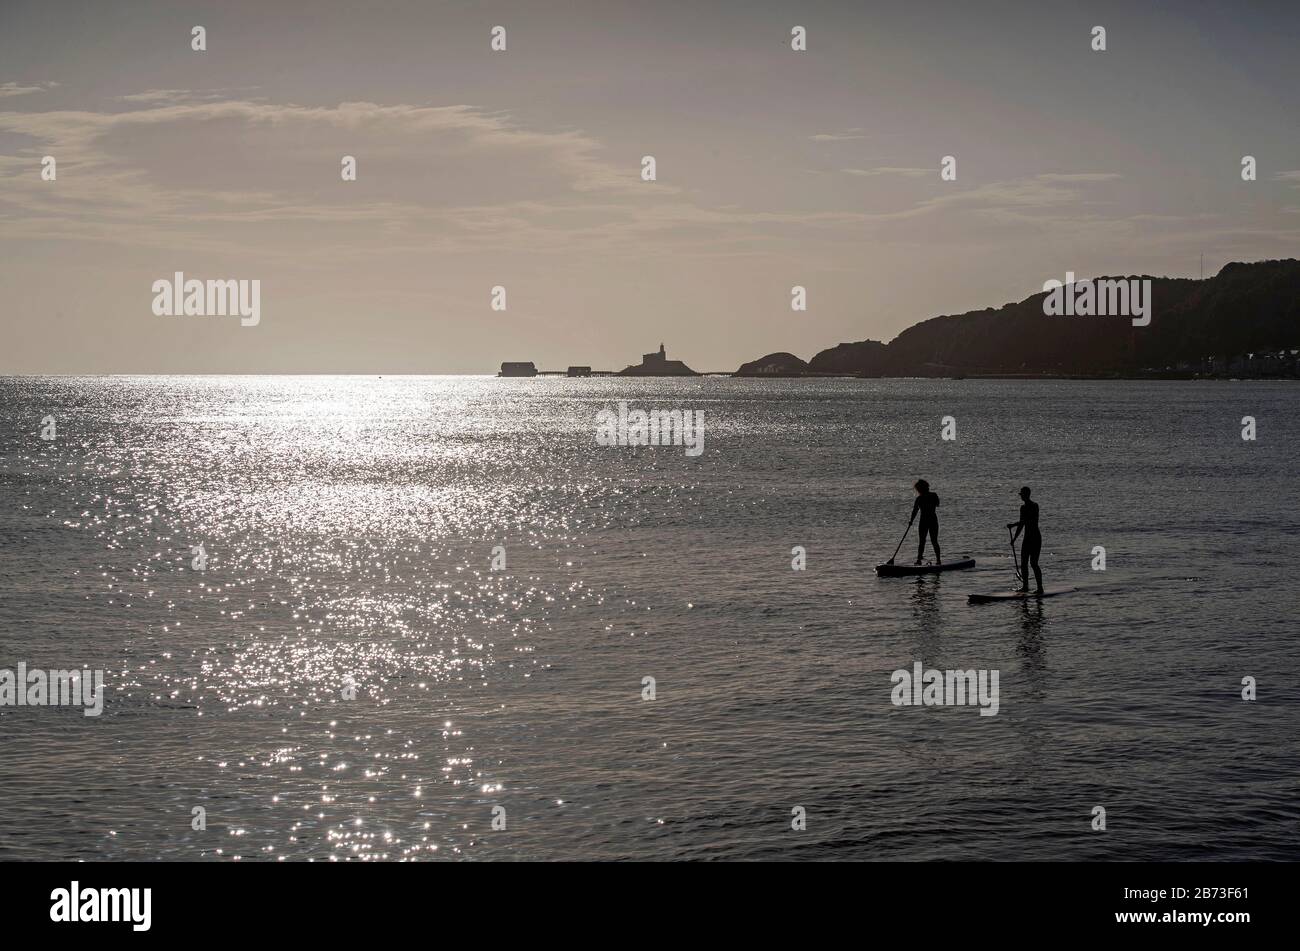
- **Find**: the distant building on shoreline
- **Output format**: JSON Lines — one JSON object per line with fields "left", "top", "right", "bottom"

{"left": 618, "top": 343, "right": 698, "bottom": 376}
{"left": 496, "top": 345, "right": 699, "bottom": 377}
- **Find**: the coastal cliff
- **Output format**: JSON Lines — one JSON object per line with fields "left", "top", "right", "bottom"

{"left": 735, "top": 259, "right": 1300, "bottom": 377}
{"left": 734, "top": 352, "right": 810, "bottom": 376}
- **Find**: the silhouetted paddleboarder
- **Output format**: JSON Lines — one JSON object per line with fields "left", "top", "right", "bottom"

{"left": 1007, "top": 486, "right": 1043, "bottom": 594}
{"left": 910, "top": 479, "right": 941, "bottom": 565}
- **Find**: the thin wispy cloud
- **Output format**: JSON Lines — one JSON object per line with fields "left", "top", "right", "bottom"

{"left": 0, "top": 97, "right": 742, "bottom": 256}
{"left": 0, "top": 81, "right": 58, "bottom": 98}
{"left": 3, "top": 93, "right": 1295, "bottom": 264}
{"left": 1037, "top": 173, "right": 1122, "bottom": 182}
{"left": 811, "top": 129, "right": 866, "bottom": 142}
{"left": 115, "top": 88, "right": 259, "bottom": 104}
{"left": 841, "top": 166, "right": 932, "bottom": 178}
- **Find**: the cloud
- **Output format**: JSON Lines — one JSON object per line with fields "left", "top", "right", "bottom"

{"left": 902, "top": 178, "right": 1089, "bottom": 214}
{"left": 115, "top": 89, "right": 256, "bottom": 104}
{"left": 0, "top": 81, "right": 59, "bottom": 98}
{"left": 811, "top": 129, "right": 866, "bottom": 142}
{"left": 0, "top": 96, "right": 789, "bottom": 258}
{"left": 2, "top": 94, "right": 1294, "bottom": 268}
{"left": 841, "top": 166, "right": 932, "bottom": 178}
{"left": 1036, "top": 173, "right": 1122, "bottom": 182}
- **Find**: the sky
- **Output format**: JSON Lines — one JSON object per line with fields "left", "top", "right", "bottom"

{"left": 1, "top": 0, "right": 1297, "bottom": 373}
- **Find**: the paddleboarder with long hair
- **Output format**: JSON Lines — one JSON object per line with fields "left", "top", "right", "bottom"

{"left": 910, "top": 479, "right": 941, "bottom": 566}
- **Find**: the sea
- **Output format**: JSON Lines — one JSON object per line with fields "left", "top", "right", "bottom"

{"left": 1, "top": 376, "right": 1296, "bottom": 861}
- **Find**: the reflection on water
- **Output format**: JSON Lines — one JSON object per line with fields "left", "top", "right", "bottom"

{"left": 908, "top": 576, "right": 943, "bottom": 664}
{"left": 1, "top": 376, "right": 1298, "bottom": 860}
{"left": 1015, "top": 600, "right": 1048, "bottom": 703}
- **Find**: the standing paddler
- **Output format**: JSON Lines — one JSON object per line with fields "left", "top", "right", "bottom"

{"left": 910, "top": 479, "right": 942, "bottom": 566}
{"left": 1007, "top": 486, "right": 1043, "bottom": 594}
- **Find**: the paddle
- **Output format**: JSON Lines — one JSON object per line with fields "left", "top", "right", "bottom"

{"left": 1008, "top": 525, "right": 1023, "bottom": 583}
{"left": 885, "top": 519, "right": 913, "bottom": 566}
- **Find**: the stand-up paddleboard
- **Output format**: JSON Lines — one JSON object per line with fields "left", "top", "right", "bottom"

{"left": 968, "top": 585, "right": 1076, "bottom": 604}
{"left": 876, "top": 558, "right": 976, "bottom": 577}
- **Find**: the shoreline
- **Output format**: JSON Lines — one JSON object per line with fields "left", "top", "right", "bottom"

{"left": 4, "top": 371, "right": 1299, "bottom": 381}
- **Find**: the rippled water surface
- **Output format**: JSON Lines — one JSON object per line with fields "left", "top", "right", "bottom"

{"left": 1, "top": 376, "right": 1297, "bottom": 861}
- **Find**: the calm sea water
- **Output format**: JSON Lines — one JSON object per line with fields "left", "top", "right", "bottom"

{"left": 1, "top": 376, "right": 1297, "bottom": 861}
